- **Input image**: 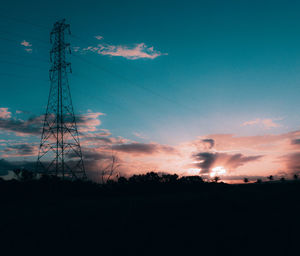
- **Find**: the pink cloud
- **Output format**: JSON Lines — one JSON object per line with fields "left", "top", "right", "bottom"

{"left": 20, "top": 40, "right": 33, "bottom": 53}
{"left": 0, "top": 143, "right": 37, "bottom": 158}
{"left": 78, "top": 37, "right": 166, "bottom": 60}
{"left": 97, "top": 43, "right": 165, "bottom": 60}
{"left": 242, "top": 118, "right": 282, "bottom": 129}
{"left": 20, "top": 40, "right": 32, "bottom": 47}
{"left": 133, "top": 132, "right": 148, "bottom": 139}
{"left": 95, "top": 35, "right": 103, "bottom": 40}
{"left": 0, "top": 108, "right": 11, "bottom": 119}
{"left": 24, "top": 48, "right": 33, "bottom": 53}
{"left": 0, "top": 110, "right": 105, "bottom": 137}
{"left": 77, "top": 112, "right": 105, "bottom": 132}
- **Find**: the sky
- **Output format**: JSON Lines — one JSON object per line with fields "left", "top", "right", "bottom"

{"left": 1, "top": 0, "right": 300, "bottom": 182}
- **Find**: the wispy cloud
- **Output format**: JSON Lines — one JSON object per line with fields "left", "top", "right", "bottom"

{"left": 112, "top": 142, "right": 177, "bottom": 155}
{"left": 97, "top": 43, "right": 166, "bottom": 60}
{"left": 75, "top": 36, "right": 166, "bottom": 60}
{"left": 76, "top": 112, "right": 105, "bottom": 132}
{"left": 20, "top": 40, "right": 32, "bottom": 53}
{"left": 94, "top": 35, "right": 103, "bottom": 40}
{"left": 242, "top": 118, "right": 282, "bottom": 129}
{"left": 1, "top": 143, "right": 37, "bottom": 158}
{"left": 20, "top": 40, "right": 32, "bottom": 47}
{"left": 133, "top": 132, "right": 148, "bottom": 139}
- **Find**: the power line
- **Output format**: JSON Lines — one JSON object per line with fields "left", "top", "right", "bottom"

{"left": 0, "top": 50, "right": 49, "bottom": 63}
{"left": 0, "top": 29, "right": 49, "bottom": 45}
{"left": 0, "top": 60, "right": 48, "bottom": 70}
{"left": 0, "top": 51, "right": 147, "bottom": 120}
{"left": 73, "top": 53, "right": 197, "bottom": 112}
{"left": 0, "top": 15, "right": 202, "bottom": 119}
{"left": 0, "top": 36, "right": 20, "bottom": 44}
{"left": 0, "top": 72, "right": 48, "bottom": 82}
{"left": 0, "top": 14, "right": 200, "bottom": 112}
{"left": 0, "top": 15, "right": 199, "bottom": 140}
{"left": 70, "top": 33, "right": 202, "bottom": 107}
{"left": 0, "top": 13, "right": 50, "bottom": 30}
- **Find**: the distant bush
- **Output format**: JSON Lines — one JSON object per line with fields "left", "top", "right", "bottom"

{"left": 13, "top": 168, "right": 36, "bottom": 181}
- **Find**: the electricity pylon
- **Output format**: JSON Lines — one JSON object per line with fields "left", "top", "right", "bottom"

{"left": 36, "top": 19, "right": 86, "bottom": 179}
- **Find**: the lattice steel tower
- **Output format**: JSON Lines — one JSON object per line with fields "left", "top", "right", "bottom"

{"left": 36, "top": 19, "right": 86, "bottom": 179}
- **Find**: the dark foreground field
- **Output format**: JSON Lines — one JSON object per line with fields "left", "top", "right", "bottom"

{"left": 1, "top": 178, "right": 300, "bottom": 255}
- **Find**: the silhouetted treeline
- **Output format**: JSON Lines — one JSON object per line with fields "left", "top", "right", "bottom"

{"left": 1, "top": 169, "right": 300, "bottom": 200}
{"left": 0, "top": 170, "right": 228, "bottom": 199}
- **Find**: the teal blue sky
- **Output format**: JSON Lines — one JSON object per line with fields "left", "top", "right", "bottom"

{"left": 1, "top": 0, "right": 300, "bottom": 146}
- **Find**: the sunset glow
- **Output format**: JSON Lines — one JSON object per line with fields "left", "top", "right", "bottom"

{"left": 210, "top": 166, "right": 227, "bottom": 177}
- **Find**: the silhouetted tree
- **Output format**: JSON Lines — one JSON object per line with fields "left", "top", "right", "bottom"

{"left": 99, "top": 151, "right": 121, "bottom": 183}
{"left": 146, "top": 172, "right": 160, "bottom": 182}
{"left": 161, "top": 174, "right": 178, "bottom": 183}
{"left": 214, "top": 176, "right": 220, "bottom": 183}
{"left": 117, "top": 176, "right": 128, "bottom": 184}
{"left": 13, "top": 168, "right": 22, "bottom": 180}
{"left": 106, "top": 153, "right": 120, "bottom": 182}
{"left": 179, "top": 176, "right": 204, "bottom": 184}
{"left": 13, "top": 168, "right": 36, "bottom": 181}
{"left": 106, "top": 179, "right": 116, "bottom": 185}
{"left": 293, "top": 174, "right": 298, "bottom": 181}
{"left": 128, "top": 172, "right": 160, "bottom": 184}
{"left": 188, "top": 176, "right": 203, "bottom": 183}
{"left": 244, "top": 178, "right": 249, "bottom": 183}
{"left": 268, "top": 175, "right": 274, "bottom": 181}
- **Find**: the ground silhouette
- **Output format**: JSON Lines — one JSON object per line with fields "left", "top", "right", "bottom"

{"left": 1, "top": 170, "right": 300, "bottom": 255}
